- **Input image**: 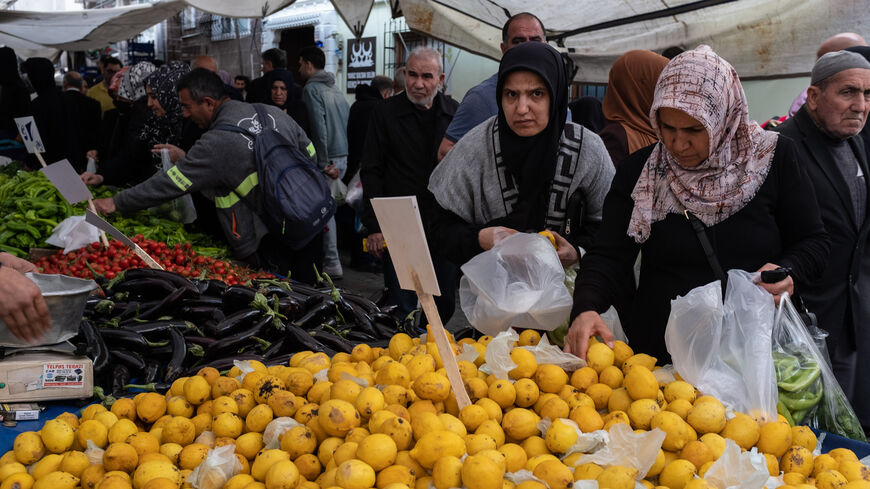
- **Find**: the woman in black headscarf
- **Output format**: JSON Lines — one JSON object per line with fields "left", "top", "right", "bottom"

{"left": 0, "top": 47, "right": 30, "bottom": 141}
{"left": 263, "top": 68, "right": 310, "bottom": 137}
{"left": 140, "top": 61, "right": 190, "bottom": 157}
{"left": 428, "top": 42, "right": 615, "bottom": 267}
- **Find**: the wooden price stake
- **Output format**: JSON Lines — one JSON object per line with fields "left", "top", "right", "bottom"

{"left": 85, "top": 210, "right": 164, "bottom": 270}
{"left": 15, "top": 116, "right": 109, "bottom": 247}
{"left": 370, "top": 196, "right": 472, "bottom": 409}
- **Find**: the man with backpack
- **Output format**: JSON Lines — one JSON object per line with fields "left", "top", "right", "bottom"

{"left": 93, "top": 68, "right": 332, "bottom": 284}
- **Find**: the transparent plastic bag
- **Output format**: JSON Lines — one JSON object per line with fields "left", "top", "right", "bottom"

{"left": 262, "top": 417, "right": 300, "bottom": 449}
{"left": 703, "top": 439, "right": 770, "bottom": 489}
{"left": 575, "top": 423, "right": 665, "bottom": 479}
{"left": 665, "top": 270, "right": 778, "bottom": 422}
{"left": 46, "top": 215, "right": 100, "bottom": 253}
{"left": 460, "top": 233, "right": 573, "bottom": 336}
{"left": 160, "top": 149, "right": 197, "bottom": 224}
{"left": 187, "top": 444, "right": 241, "bottom": 489}
{"left": 537, "top": 418, "right": 609, "bottom": 457}
{"left": 773, "top": 294, "right": 866, "bottom": 441}
{"left": 346, "top": 170, "right": 364, "bottom": 213}
{"left": 485, "top": 329, "right": 585, "bottom": 380}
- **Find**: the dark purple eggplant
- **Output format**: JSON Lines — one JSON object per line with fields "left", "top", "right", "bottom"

{"left": 178, "top": 305, "right": 223, "bottom": 324}
{"left": 99, "top": 328, "right": 168, "bottom": 349}
{"left": 207, "top": 308, "right": 262, "bottom": 338}
{"left": 127, "top": 320, "right": 200, "bottom": 336}
{"left": 164, "top": 327, "right": 187, "bottom": 383}
{"left": 345, "top": 330, "right": 379, "bottom": 344}
{"left": 292, "top": 301, "right": 334, "bottom": 330}
{"left": 204, "top": 315, "right": 271, "bottom": 361}
{"left": 284, "top": 323, "right": 336, "bottom": 356}
{"left": 180, "top": 297, "right": 223, "bottom": 308}
{"left": 184, "top": 335, "right": 217, "bottom": 347}
{"left": 79, "top": 320, "right": 109, "bottom": 374}
{"left": 310, "top": 329, "right": 354, "bottom": 353}
{"left": 222, "top": 285, "right": 258, "bottom": 313}
{"left": 130, "top": 285, "right": 196, "bottom": 321}
{"left": 276, "top": 297, "right": 302, "bottom": 319}
{"left": 123, "top": 268, "right": 198, "bottom": 294}
{"left": 262, "top": 337, "right": 285, "bottom": 358}
{"left": 110, "top": 278, "right": 177, "bottom": 300}
{"left": 111, "top": 349, "right": 146, "bottom": 371}
{"left": 343, "top": 293, "right": 379, "bottom": 315}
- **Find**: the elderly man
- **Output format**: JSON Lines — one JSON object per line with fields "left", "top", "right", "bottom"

{"left": 788, "top": 33, "right": 867, "bottom": 117}
{"left": 361, "top": 47, "right": 459, "bottom": 322}
{"left": 437, "top": 12, "right": 547, "bottom": 161}
{"left": 774, "top": 50, "right": 870, "bottom": 431}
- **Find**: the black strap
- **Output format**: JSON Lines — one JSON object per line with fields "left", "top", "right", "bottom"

{"left": 685, "top": 210, "right": 727, "bottom": 295}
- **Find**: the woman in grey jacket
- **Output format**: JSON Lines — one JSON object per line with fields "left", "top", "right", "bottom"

{"left": 428, "top": 42, "right": 614, "bottom": 268}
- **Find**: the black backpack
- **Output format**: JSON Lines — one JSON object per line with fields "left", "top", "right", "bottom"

{"left": 216, "top": 104, "right": 336, "bottom": 250}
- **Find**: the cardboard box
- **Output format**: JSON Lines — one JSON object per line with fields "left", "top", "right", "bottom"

{"left": 0, "top": 353, "right": 93, "bottom": 402}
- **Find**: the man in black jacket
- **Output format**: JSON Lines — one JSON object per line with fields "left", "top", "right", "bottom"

{"left": 246, "top": 48, "right": 287, "bottom": 104}
{"left": 360, "top": 47, "right": 458, "bottom": 323}
{"left": 774, "top": 50, "right": 870, "bottom": 430}
{"left": 61, "top": 72, "right": 101, "bottom": 171}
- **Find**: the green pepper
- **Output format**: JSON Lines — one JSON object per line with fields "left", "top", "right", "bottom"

{"left": 773, "top": 353, "right": 801, "bottom": 381}
{"left": 779, "top": 384, "right": 824, "bottom": 411}
{"left": 778, "top": 364, "right": 821, "bottom": 392}
{"left": 777, "top": 401, "right": 795, "bottom": 426}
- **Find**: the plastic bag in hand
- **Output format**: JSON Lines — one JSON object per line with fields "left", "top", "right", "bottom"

{"left": 485, "top": 329, "right": 585, "bottom": 380}
{"left": 46, "top": 215, "right": 100, "bottom": 253}
{"left": 665, "top": 270, "right": 778, "bottom": 422}
{"left": 773, "top": 294, "right": 866, "bottom": 441}
{"left": 187, "top": 444, "right": 241, "bottom": 489}
{"left": 703, "top": 439, "right": 769, "bottom": 489}
{"left": 460, "top": 233, "right": 572, "bottom": 336}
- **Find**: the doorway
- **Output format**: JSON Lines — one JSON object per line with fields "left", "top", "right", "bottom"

{"left": 279, "top": 26, "right": 315, "bottom": 80}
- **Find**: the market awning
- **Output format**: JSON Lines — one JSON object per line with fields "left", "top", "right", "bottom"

{"left": 399, "top": 0, "right": 870, "bottom": 82}
{"left": 0, "top": 0, "right": 377, "bottom": 60}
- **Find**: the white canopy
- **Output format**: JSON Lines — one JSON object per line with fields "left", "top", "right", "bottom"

{"left": 0, "top": 0, "right": 376, "bottom": 59}
{"left": 2, "top": 0, "right": 868, "bottom": 80}
{"left": 401, "top": 0, "right": 870, "bottom": 82}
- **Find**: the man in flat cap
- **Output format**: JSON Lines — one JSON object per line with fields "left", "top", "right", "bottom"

{"left": 775, "top": 50, "right": 870, "bottom": 432}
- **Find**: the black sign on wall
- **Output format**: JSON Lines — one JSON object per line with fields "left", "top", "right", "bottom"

{"left": 347, "top": 36, "right": 377, "bottom": 94}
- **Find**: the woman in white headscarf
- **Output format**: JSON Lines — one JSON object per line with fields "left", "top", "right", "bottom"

{"left": 564, "top": 46, "right": 831, "bottom": 362}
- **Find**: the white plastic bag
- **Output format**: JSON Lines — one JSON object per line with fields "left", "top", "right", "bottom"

{"left": 262, "top": 417, "right": 300, "bottom": 449}
{"left": 665, "top": 270, "right": 778, "bottom": 422}
{"left": 575, "top": 423, "right": 665, "bottom": 479}
{"left": 460, "top": 233, "right": 573, "bottom": 336}
{"left": 161, "top": 149, "right": 197, "bottom": 224}
{"left": 537, "top": 418, "right": 609, "bottom": 457}
{"left": 703, "top": 439, "right": 770, "bottom": 489}
{"left": 187, "top": 444, "right": 242, "bottom": 489}
{"left": 345, "top": 170, "right": 364, "bottom": 213}
{"left": 46, "top": 215, "right": 99, "bottom": 253}
{"left": 485, "top": 329, "right": 585, "bottom": 380}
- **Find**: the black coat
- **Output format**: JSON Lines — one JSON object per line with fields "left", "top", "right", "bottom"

{"left": 98, "top": 98, "right": 155, "bottom": 187}
{"left": 346, "top": 84, "right": 384, "bottom": 184}
{"left": 775, "top": 106, "right": 870, "bottom": 353}
{"left": 572, "top": 138, "right": 830, "bottom": 362}
{"left": 360, "top": 92, "right": 458, "bottom": 233}
{"left": 60, "top": 90, "right": 101, "bottom": 170}
{"left": 774, "top": 107, "right": 870, "bottom": 355}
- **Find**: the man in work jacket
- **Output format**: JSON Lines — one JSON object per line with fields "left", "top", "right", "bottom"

{"left": 94, "top": 68, "right": 322, "bottom": 284}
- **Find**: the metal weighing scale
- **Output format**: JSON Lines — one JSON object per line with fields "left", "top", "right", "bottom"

{"left": 0, "top": 273, "right": 96, "bottom": 403}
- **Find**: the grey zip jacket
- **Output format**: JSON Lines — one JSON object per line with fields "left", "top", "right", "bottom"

{"left": 113, "top": 100, "right": 314, "bottom": 259}
{"left": 302, "top": 70, "right": 349, "bottom": 167}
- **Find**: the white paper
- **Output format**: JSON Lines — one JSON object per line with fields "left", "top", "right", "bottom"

{"left": 14, "top": 116, "right": 45, "bottom": 154}
{"left": 41, "top": 159, "right": 93, "bottom": 204}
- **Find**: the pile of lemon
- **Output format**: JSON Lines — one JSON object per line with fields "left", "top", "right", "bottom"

{"left": 2, "top": 329, "right": 869, "bottom": 489}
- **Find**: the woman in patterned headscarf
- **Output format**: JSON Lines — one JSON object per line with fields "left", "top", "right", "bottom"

{"left": 140, "top": 61, "right": 190, "bottom": 152}
{"left": 565, "top": 45, "right": 831, "bottom": 362}
{"left": 81, "top": 62, "right": 159, "bottom": 187}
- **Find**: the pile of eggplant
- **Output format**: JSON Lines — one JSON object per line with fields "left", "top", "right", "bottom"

{"left": 74, "top": 268, "right": 412, "bottom": 395}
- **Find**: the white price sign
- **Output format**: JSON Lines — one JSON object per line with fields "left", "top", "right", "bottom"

{"left": 14, "top": 116, "right": 46, "bottom": 154}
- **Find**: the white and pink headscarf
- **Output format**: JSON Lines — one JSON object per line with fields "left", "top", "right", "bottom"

{"left": 627, "top": 45, "right": 779, "bottom": 243}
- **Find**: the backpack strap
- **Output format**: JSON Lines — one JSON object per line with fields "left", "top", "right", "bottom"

{"left": 685, "top": 210, "right": 727, "bottom": 296}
